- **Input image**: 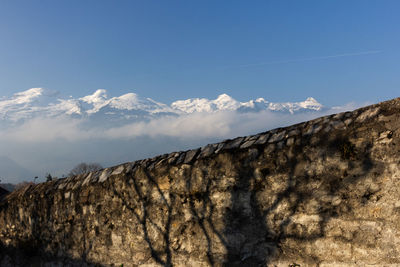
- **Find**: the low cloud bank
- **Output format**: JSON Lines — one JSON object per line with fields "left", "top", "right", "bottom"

{"left": 1, "top": 103, "right": 360, "bottom": 142}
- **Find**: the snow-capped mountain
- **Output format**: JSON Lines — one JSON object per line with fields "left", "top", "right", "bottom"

{"left": 0, "top": 88, "right": 324, "bottom": 125}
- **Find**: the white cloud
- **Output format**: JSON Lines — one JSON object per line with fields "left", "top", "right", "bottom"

{"left": 0, "top": 103, "right": 358, "bottom": 144}
{"left": 0, "top": 117, "right": 94, "bottom": 142}
{"left": 104, "top": 112, "right": 233, "bottom": 139}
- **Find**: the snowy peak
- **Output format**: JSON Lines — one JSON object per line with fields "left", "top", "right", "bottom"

{"left": 214, "top": 94, "right": 240, "bottom": 110}
{"left": 301, "top": 97, "right": 322, "bottom": 109}
{"left": 108, "top": 93, "right": 172, "bottom": 113}
{"left": 171, "top": 97, "right": 214, "bottom": 113}
{"left": 0, "top": 88, "right": 43, "bottom": 109}
{"left": 79, "top": 89, "right": 108, "bottom": 114}
{"left": 12, "top": 88, "right": 44, "bottom": 104}
{"left": 49, "top": 99, "right": 82, "bottom": 116}
{"left": 109, "top": 93, "right": 141, "bottom": 110}
{"left": 171, "top": 94, "right": 240, "bottom": 113}
{"left": 0, "top": 88, "right": 46, "bottom": 121}
{"left": 80, "top": 89, "right": 108, "bottom": 105}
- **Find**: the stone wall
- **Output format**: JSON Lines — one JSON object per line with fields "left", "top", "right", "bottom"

{"left": 1, "top": 97, "right": 400, "bottom": 266}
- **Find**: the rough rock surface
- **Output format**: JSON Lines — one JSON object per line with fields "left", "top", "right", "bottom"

{"left": 1, "top": 97, "right": 400, "bottom": 266}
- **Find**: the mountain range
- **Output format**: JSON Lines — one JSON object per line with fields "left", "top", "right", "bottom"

{"left": 0, "top": 88, "right": 324, "bottom": 126}
{"left": 0, "top": 156, "right": 33, "bottom": 182}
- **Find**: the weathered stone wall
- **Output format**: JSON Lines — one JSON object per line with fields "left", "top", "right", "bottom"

{"left": 1, "top": 97, "right": 400, "bottom": 266}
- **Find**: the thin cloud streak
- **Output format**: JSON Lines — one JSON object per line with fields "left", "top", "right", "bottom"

{"left": 234, "top": 50, "right": 382, "bottom": 68}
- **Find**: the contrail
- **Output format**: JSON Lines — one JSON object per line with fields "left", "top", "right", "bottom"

{"left": 235, "top": 50, "right": 382, "bottom": 68}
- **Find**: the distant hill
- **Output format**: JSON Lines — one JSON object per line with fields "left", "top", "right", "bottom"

{"left": 0, "top": 156, "right": 34, "bottom": 183}
{"left": 0, "top": 186, "right": 9, "bottom": 200}
{"left": 0, "top": 183, "right": 16, "bottom": 192}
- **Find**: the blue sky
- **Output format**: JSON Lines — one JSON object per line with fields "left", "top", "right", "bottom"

{"left": 0, "top": 0, "right": 399, "bottom": 106}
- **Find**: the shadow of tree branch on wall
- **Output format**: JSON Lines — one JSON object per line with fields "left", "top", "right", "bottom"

{"left": 110, "top": 165, "right": 173, "bottom": 266}
{"left": 219, "top": 129, "right": 379, "bottom": 266}
{"left": 184, "top": 165, "right": 230, "bottom": 266}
